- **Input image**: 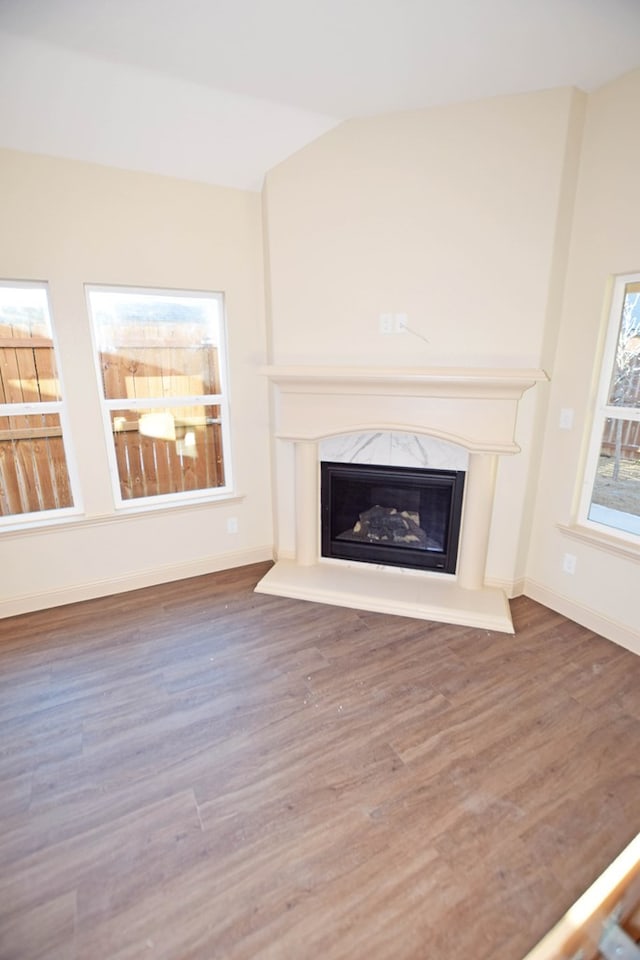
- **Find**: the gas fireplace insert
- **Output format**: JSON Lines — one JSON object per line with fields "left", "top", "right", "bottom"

{"left": 321, "top": 461, "right": 465, "bottom": 574}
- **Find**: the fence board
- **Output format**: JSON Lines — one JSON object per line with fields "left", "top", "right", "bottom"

{"left": 128, "top": 430, "right": 146, "bottom": 499}
{"left": 0, "top": 329, "right": 229, "bottom": 507}
{"left": 0, "top": 336, "right": 52, "bottom": 349}
{"left": 140, "top": 434, "right": 160, "bottom": 498}
{"left": 202, "top": 420, "right": 214, "bottom": 489}
{"left": 113, "top": 430, "right": 133, "bottom": 500}
{"left": 602, "top": 418, "right": 640, "bottom": 459}
{"left": 0, "top": 347, "right": 24, "bottom": 403}
{"left": 153, "top": 436, "right": 172, "bottom": 498}
{"left": 0, "top": 426, "right": 72, "bottom": 516}
{"left": 15, "top": 345, "right": 40, "bottom": 404}
{"left": 14, "top": 440, "right": 38, "bottom": 513}
{"left": 101, "top": 352, "right": 127, "bottom": 399}
{"left": 33, "top": 345, "right": 60, "bottom": 402}
{"left": 34, "top": 437, "right": 58, "bottom": 509}
{"left": 207, "top": 346, "right": 221, "bottom": 395}
{"left": 214, "top": 419, "right": 225, "bottom": 486}
{"left": 0, "top": 444, "right": 20, "bottom": 513}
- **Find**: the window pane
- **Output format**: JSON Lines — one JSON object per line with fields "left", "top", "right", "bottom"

{"left": 109, "top": 405, "right": 225, "bottom": 500}
{"left": 87, "top": 285, "right": 231, "bottom": 507}
{"left": 607, "top": 283, "right": 640, "bottom": 408}
{"left": 0, "top": 413, "right": 73, "bottom": 515}
{"left": 90, "top": 290, "right": 222, "bottom": 400}
{"left": 0, "top": 285, "right": 61, "bottom": 403}
{"left": 588, "top": 417, "right": 640, "bottom": 536}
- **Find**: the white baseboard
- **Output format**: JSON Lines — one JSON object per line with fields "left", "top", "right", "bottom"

{"left": 524, "top": 577, "right": 640, "bottom": 656}
{"left": 485, "top": 576, "right": 526, "bottom": 600}
{"left": 0, "top": 546, "right": 274, "bottom": 619}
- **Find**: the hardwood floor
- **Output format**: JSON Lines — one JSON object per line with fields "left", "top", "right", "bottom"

{"left": 0, "top": 561, "right": 639, "bottom": 960}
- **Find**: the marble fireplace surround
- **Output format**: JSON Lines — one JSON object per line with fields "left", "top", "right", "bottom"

{"left": 256, "top": 366, "right": 547, "bottom": 633}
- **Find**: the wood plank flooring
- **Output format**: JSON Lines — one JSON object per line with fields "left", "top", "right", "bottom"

{"left": 0, "top": 561, "right": 639, "bottom": 960}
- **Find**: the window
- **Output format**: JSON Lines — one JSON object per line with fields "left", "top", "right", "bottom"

{"left": 0, "top": 281, "right": 78, "bottom": 522}
{"left": 86, "top": 286, "right": 232, "bottom": 507}
{"left": 581, "top": 274, "right": 640, "bottom": 540}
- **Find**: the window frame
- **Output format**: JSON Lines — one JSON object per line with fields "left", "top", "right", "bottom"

{"left": 0, "top": 279, "right": 82, "bottom": 529}
{"left": 85, "top": 283, "right": 234, "bottom": 511}
{"left": 577, "top": 272, "right": 640, "bottom": 547}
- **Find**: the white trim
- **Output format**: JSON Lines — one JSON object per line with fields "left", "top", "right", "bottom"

{"left": 0, "top": 401, "right": 66, "bottom": 416}
{"left": 261, "top": 365, "right": 548, "bottom": 399}
{"left": 0, "top": 505, "right": 83, "bottom": 532}
{"left": 557, "top": 520, "right": 639, "bottom": 559}
{"left": 485, "top": 575, "right": 526, "bottom": 599}
{"left": 0, "top": 279, "right": 84, "bottom": 522}
{"left": 261, "top": 365, "right": 546, "bottom": 450}
{"left": 0, "top": 545, "right": 273, "bottom": 619}
{"left": 601, "top": 404, "right": 640, "bottom": 422}
{"left": 524, "top": 577, "right": 640, "bottom": 656}
{"left": 102, "top": 394, "right": 225, "bottom": 410}
{"left": 585, "top": 505, "right": 640, "bottom": 538}
{"left": 0, "top": 490, "right": 246, "bottom": 538}
{"left": 85, "top": 283, "right": 234, "bottom": 508}
{"left": 577, "top": 272, "right": 640, "bottom": 537}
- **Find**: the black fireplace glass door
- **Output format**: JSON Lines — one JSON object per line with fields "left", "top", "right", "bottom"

{"left": 321, "top": 462, "right": 465, "bottom": 574}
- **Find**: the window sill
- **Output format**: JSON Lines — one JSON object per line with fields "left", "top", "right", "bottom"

{"left": 557, "top": 521, "right": 640, "bottom": 562}
{"left": 0, "top": 491, "right": 245, "bottom": 539}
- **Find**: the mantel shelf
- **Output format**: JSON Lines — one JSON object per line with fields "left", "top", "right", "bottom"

{"left": 260, "top": 365, "right": 548, "bottom": 400}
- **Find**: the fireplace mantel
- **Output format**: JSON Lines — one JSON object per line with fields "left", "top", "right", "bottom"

{"left": 261, "top": 365, "right": 546, "bottom": 399}
{"left": 257, "top": 364, "right": 548, "bottom": 632}
{"left": 260, "top": 364, "right": 548, "bottom": 453}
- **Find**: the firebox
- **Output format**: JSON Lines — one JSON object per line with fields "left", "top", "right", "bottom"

{"left": 321, "top": 461, "right": 465, "bottom": 574}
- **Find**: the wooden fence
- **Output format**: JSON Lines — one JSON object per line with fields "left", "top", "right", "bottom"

{"left": 0, "top": 417, "right": 73, "bottom": 516}
{"left": 98, "top": 322, "right": 221, "bottom": 400}
{"left": 99, "top": 322, "right": 225, "bottom": 500}
{"left": 601, "top": 417, "right": 640, "bottom": 460}
{"left": 0, "top": 321, "right": 72, "bottom": 515}
{"left": 111, "top": 410, "right": 225, "bottom": 501}
{"left": 0, "top": 322, "right": 225, "bottom": 515}
{"left": 603, "top": 363, "right": 640, "bottom": 459}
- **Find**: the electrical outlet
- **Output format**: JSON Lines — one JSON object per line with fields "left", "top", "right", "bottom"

{"left": 227, "top": 517, "right": 238, "bottom": 534}
{"left": 562, "top": 552, "right": 576, "bottom": 574}
{"left": 559, "top": 408, "right": 574, "bottom": 430}
{"left": 395, "top": 313, "right": 408, "bottom": 333}
{"left": 379, "top": 313, "right": 393, "bottom": 335}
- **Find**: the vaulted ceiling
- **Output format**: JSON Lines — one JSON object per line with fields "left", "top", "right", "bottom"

{"left": 1, "top": 0, "right": 640, "bottom": 189}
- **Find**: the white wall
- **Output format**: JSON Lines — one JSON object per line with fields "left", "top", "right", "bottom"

{"left": 0, "top": 149, "right": 273, "bottom": 616}
{"left": 526, "top": 69, "right": 640, "bottom": 654}
{"left": 263, "top": 88, "right": 584, "bottom": 591}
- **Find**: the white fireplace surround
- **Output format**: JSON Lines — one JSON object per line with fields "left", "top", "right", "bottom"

{"left": 256, "top": 366, "right": 547, "bottom": 633}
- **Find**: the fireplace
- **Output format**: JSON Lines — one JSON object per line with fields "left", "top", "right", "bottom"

{"left": 321, "top": 461, "right": 465, "bottom": 574}
{"left": 256, "top": 365, "right": 547, "bottom": 632}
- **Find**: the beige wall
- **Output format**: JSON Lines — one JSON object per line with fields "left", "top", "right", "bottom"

{"left": 0, "top": 149, "right": 272, "bottom": 615}
{"left": 263, "top": 88, "right": 584, "bottom": 589}
{"left": 3, "top": 71, "right": 639, "bottom": 647}
{"left": 526, "top": 69, "right": 640, "bottom": 653}
{"left": 264, "top": 88, "right": 578, "bottom": 367}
